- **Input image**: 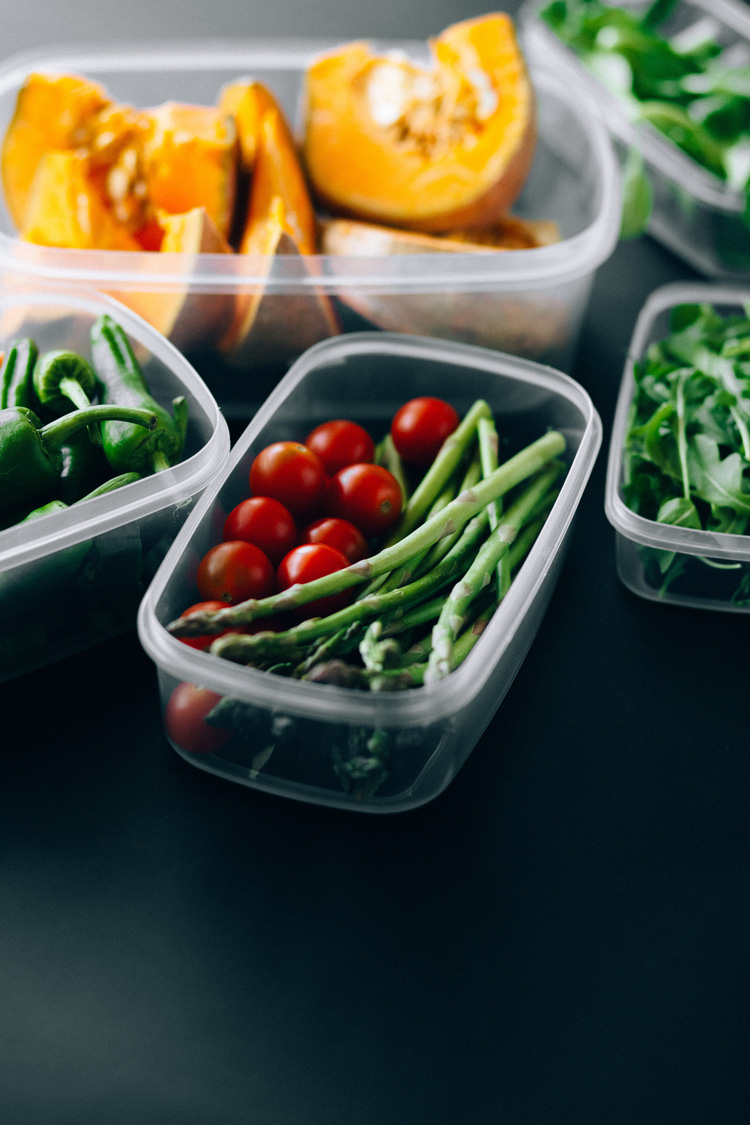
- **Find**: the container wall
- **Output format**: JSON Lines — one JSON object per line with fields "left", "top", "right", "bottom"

{"left": 141, "top": 334, "right": 600, "bottom": 812}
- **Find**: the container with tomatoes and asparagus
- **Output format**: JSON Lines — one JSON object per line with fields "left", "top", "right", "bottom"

{"left": 137, "top": 331, "right": 601, "bottom": 813}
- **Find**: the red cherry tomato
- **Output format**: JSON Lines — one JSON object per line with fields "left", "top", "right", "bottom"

{"left": 164, "top": 681, "right": 231, "bottom": 755}
{"left": 300, "top": 516, "right": 369, "bottom": 563}
{"left": 249, "top": 441, "right": 326, "bottom": 518}
{"left": 177, "top": 599, "right": 263, "bottom": 651}
{"left": 326, "top": 463, "right": 403, "bottom": 539}
{"left": 196, "top": 540, "right": 276, "bottom": 605}
{"left": 222, "top": 496, "right": 297, "bottom": 565}
{"left": 390, "top": 396, "right": 460, "bottom": 466}
{"left": 276, "top": 543, "right": 352, "bottom": 619}
{"left": 304, "top": 419, "right": 375, "bottom": 476}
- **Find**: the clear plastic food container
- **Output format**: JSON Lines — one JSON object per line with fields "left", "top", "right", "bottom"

{"left": 0, "top": 289, "right": 231, "bottom": 680}
{"left": 0, "top": 41, "right": 621, "bottom": 417}
{"left": 137, "top": 331, "right": 602, "bottom": 813}
{"left": 520, "top": 0, "right": 750, "bottom": 279}
{"left": 605, "top": 281, "right": 750, "bottom": 612}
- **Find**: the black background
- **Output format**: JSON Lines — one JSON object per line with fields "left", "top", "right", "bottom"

{"left": 1, "top": 2, "right": 749, "bottom": 1123}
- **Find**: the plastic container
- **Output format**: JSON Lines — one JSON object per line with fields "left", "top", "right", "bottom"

{"left": 605, "top": 281, "right": 750, "bottom": 612}
{"left": 137, "top": 331, "right": 602, "bottom": 813}
{"left": 0, "top": 289, "right": 231, "bottom": 680}
{"left": 0, "top": 40, "right": 621, "bottom": 417}
{"left": 520, "top": 0, "right": 750, "bottom": 279}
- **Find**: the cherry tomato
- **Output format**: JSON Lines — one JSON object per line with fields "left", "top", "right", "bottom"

{"left": 196, "top": 540, "right": 276, "bottom": 605}
{"left": 176, "top": 599, "right": 264, "bottom": 651}
{"left": 164, "top": 681, "right": 231, "bottom": 755}
{"left": 304, "top": 419, "right": 375, "bottom": 476}
{"left": 276, "top": 543, "right": 352, "bottom": 619}
{"left": 300, "top": 516, "right": 369, "bottom": 563}
{"left": 326, "top": 463, "right": 403, "bottom": 539}
{"left": 222, "top": 496, "right": 297, "bottom": 565}
{"left": 390, "top": 396, "right": 460, "bottom": 466}
{"left": 249, "top": 441, "right": 326, "bottom": 518}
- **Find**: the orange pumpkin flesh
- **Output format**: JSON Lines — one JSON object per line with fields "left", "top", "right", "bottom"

{"left": 141, "top": 102, "right": 238, "bottom": 239}
{"left": 0, "top": 72, "right": 111, "bottom": 230}
{"left": 113, "top": 206, "right": 235, "bottom": 352}
{"left": 217, "top": 79, "right": 279, "bottom": 173}
{"left": 20, "top": 151, "right": 142, "bottom": 250}
{"left": 320, "top": 214, "right": 560, "bottom": 256}
{"left": 302, "top": 13, "right": 536, "bottom": 232}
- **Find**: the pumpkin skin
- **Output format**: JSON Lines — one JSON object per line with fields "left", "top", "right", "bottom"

{"left": 302, "top": 13, "right": 537, "bottom": 233}
{"left": 220, "top": 95, "right": 339, "bottom": 366}
{"left": 114, "top": 206, "right": 235, "bottom": 352}
{"left": 318, "top": 216, "right": 568, "bottom": 360}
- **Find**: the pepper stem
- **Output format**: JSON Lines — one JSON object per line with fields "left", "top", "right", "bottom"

{"left": 40, "top": 404, "right": 157, "bottom": 454}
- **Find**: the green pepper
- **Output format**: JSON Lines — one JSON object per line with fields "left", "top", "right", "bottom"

{"left": 57, "top": 428, "right": 113, "bottom": 505}
{"left": 90, "top": 314, "right": 189, "bottom": 475}
{"left": 0, "top": 403, "right": 157, "bottom": 521}
{"left": 32, "top": 348, "right": 99, "bottom": 414}
{"left": 0, "top": 338, "right": 39, "bottom": 410}
{"left": 20, "top": 471, "right": 142, "bottom": 522}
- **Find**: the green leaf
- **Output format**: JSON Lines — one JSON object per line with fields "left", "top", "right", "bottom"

{"left": 619, "top": 146, "right": 653, "bottom": 238}
{"left": 686, "top": 433, "right": 750, "bottom": 515}
{"left": 656, "top": 496, "right": 701, "bottom": 528}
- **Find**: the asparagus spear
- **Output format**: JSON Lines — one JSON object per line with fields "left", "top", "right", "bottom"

{"left": 425, "top": 462, "right": 563, "bottom": 682}
{"left": 168, "top": 428, "right": 566, "bottom": 639}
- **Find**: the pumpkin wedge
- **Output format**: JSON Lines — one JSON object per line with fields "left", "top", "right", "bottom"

{"left": 20, "top": 151, "right": 141, "bottom": 250}
{"left": 221, "top": 103, "right": 338, "bottom": 366}
{"left": 217, "top": 79, "right": 279, "bottom": 173}
{"left": 320, "top": 215, "right": 560, "bottom": 256}
{"left": 221, "top": 194, "right": 339, "bottom": 368}
{"left": 141, "top": 102, "right": 238, "bottom": 240}
{"left": 113, "top": 206, "right": 235, "bottom": 352}
{"left": 319, "top": 216, "right": 568, "bottom": 359}
{"left": 302, "top": 13, "right": 536, "bottom": 232}
{"left": 0, "top": 71, "right": 111, "bottom": 230}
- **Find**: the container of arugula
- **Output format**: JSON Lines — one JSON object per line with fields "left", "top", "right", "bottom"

{"left": 520, "top": 0, "right": 750, "bottom": 277}
{"left": 605, "top": 281, "right": 750, "bottom": 610}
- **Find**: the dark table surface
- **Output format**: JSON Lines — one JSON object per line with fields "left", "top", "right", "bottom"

{"left": 2, "top": 2, "right": 749, "bottom": 1123}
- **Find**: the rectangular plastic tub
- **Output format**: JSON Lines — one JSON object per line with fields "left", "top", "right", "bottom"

{"left": 605, "top": 281, "right": 750, "bottom": 612}
{"left": 520, "top": 0, "right": 750, "bottom": 279}
{"left": 0, "top": 289, "right": 231, "bottom": 680}
{"left": 0, "top": 40, "right": 621, "bottom": 418}
{"left": 137, "top": 331, "right": 602, "bottom": 813}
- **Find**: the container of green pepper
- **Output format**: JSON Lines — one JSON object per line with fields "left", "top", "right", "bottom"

{"left": 0, "top": 288, "right": 231, "bottom": 680}
{"left": 520, "top": 0, "right": 750, "bottom": 278}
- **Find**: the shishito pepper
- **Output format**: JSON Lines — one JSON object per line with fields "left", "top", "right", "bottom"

{"left": 90, "top": 314, "right": 189, "bottom": 475}
{"left": 0, "top": 403, "right": 157, "bottom": 520}
{"left": 32, "top": 348, "right": 98, "bottom": 413}
{"left": 0, "top": 338, "right": 39, "bottom": 410}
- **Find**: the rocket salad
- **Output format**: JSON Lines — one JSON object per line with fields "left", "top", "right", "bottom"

{"left": 622, "top": 299, "right": 750, "bottom": 599}
{"left": 539, "top": 0, "right": 750, "bottom": 229}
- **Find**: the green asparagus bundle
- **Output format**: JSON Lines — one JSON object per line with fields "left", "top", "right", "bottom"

{"left": 168, "top": 402, "right": 567, "bottom": 689}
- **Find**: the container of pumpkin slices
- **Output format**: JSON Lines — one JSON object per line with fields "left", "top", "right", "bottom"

{"left": 0, "top": 15, "right": 621, "bottom": 417}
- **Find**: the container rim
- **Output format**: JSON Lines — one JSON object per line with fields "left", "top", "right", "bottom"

{"left": 0, "top": 287, "right": 230, "bottom": 568}
{"left": 520, "top": 0, "right": 750, "bottom": 214}
{"left": 138, "top": 331, "right": 602, "bottom": 728}
{"left": 604, "top": 280, "right": 750, "bottom": 561}
{"left": 0, "top": 44, "right": 621, "bottom": 292}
